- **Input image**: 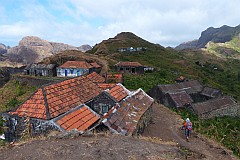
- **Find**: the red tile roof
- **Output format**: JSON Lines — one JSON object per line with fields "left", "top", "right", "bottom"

{"left": 86, "top": 72, "right": 105, "bottom": 83}
{"left": 97, "top": 83, "right": 116, "bottom": 90}
{"left": 56, "top": 105, "right": 100, "bottom": 131}
{"left": 106, "top": 73, "right": 123, "bottom": 83}
{"left": 11, "top": 76, "right": 102, "bottom": 119}
{"left": 107, "top": 84, "right": 130, "bottom": 102}
{"left": 103, "top": 89, "right": 154, "bottom": 136}
{"left": 115, "top": 62, "right": 143, "bottom": 67}
{"left": 168, "top": 91, "right": 193, "bottom": 108}
{"left": 10, "top": 89, "right": 47, "bottom": 119}
{"left": 90, "top": 62, "right": 101, "bottom": 68}
{"left": 58, "top": 61, "right": 93, "bottom": 69}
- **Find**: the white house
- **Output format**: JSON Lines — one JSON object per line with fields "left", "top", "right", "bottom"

{"left": 57, "top": 61, "right": 95, "bottom": 77}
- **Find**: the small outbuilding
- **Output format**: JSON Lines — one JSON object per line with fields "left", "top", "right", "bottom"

{"left": 24, "top": 63, "right": 57, "bottom": 76}
{"left": 115, "top": 61, "right": 144, "bottom": 74}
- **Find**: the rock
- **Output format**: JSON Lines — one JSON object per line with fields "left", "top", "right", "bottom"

{"left": 78, "top": 44, "right": 92, "bottom": 52}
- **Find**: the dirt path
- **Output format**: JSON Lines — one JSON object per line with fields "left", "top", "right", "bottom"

{"left": 142, "top": 102, "right": 238, "bottom": 160}
{"left": 0, "top": 103, "right": 238, "bottom": 160}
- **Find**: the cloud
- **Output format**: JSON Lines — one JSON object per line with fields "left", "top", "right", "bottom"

{"left": 1, "top": 0, "right": 240, "bottom": 47}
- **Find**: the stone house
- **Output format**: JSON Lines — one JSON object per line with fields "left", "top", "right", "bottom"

{"left": 161, "top": 91, "right": 193, "bottom": 109}
{"left": 87, "top": 83, "right": 131, "bottom": 115}
{"left": 24, "top": 63, "right": 57, "bottom": 76}
{"left": 89, "top": 62, "right": 101, "bottom": 73}
{"left": 148, "top": 80, "right": 203, "bottom": 105}
{"left": 56, "top": 61, "right": 95, "bottom": 77}
{"left": 102, "top": 89, "right": 154, "bottom": 136}
{"left": 115, "top": 61, "right": 144, "bottom": 74}
{"left": 3, "top": 74, "right": 103, "bottom": 141}
{"left": 191, "top": 96, "right": 240, "bottom": 119}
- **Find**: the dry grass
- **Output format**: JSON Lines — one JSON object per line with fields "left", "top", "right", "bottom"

{"left": 138, "top": 136, "right": 178, "bottom": 146}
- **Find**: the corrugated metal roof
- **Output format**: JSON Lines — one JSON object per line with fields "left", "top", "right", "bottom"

{"left": 201, "top": 86, "right": 222, "bottom": 98}
{"left": 102, "top": 89, "right": 154, "bottom": 136}
{"left": 158, "top": 80, "right": 203, "bottom": 94}
{"left": 25, "top": 63, "right": 56, "bottom": 70}
{"left": 168, "top": 91, "right": 193, "bottom": 108}
{"left": 192, "top": 96, "right": 236, "bottom": 115}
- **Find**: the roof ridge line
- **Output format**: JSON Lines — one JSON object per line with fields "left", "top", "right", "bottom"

{"left": 41, "top": 87, "right": 51, "bottom": 120}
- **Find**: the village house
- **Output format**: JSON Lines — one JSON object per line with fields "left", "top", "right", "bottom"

{"left": 191, "top": 96, "right": 240, "bottom": 119}
{"left": 24, "top": 63, "right": 57, "bottom": 76}
{"left": 115, "top": 61, "right": 144, "bottom": 74}
{"left": 89, "top": 62, "right": 101, "bottom": 73}
{"left": 102, "top": 89, "right": 154, "bottom": 136}
{"left": 56, "top": 61, "right": 96, "bottom": 77}
{"left": 148, "top": 80, "right": 203, "bottom": 105}
{"left": 2, "top": 74, "right": 103, "bottom": 141}
{"left": 87, "top": 84, "right": 131, "bottom": 115}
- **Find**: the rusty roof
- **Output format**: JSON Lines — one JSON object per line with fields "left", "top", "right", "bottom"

{"left": 192, "top": 96, "right": 236, "bottom": 115}
{"left": 58, "top": 61, "right": 93, "bottom": 69}
{"left": 55, "top": 105, "right": 100, "bottom": 132}
{"left": 115, "top": 61, "right": 143, "bottom": 67}
{"left": 168, "top": 91, "right": 193, "bottom": 108}
{"left": 102, "top": 89, "right": 154, "bottom": 136}
{"left": 97, "top": 83, "right": 116, "bottom": 90}
{"left": 107, "top": 83, "right": 130, "bottom": 102}
{"left": 158, "top": 80, "right": 203, "bottom": 94}
{"left": 106, "top": 73, "right": 123, "bottom": 83}
{"left": 11, "top": 75, "right": 102, "bottom": 120}
{"left": 201, "top": 86, "right": 222, "bottom": 98}
{"left": 90, "top": 62, "right": 101, "bottom": 68}
{"left": 86, "top": 72, "right": 105, "bottom": 83}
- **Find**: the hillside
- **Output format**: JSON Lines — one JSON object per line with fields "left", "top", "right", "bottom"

{"left": 1, "top": 103, "right": 238, "bottom": 160}
{"left": 0, "top": 37, "right": 92, "bottom": 67}
{"left": 176, "top": 25, "right": 240, "bottom": 49}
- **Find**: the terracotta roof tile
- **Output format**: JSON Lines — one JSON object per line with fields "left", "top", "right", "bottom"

{"left": 90, "top": 62, "right": 101, "bottom": 68}
{"left": 10, "top": 74, "right": 102, "bottom": 120}
{"left": 58, "top": 61, "right": 93, "bottom": 69}
{"left": 103, "top": 89, "right": 154, "bottom": 136}
{"left": 115, "top": 62, "right": 143, "bottom": 67}
{"left": 56, "top": 105, "right": 100, "bottom": 131}
{"left": 97, "top": 83, "right": 116, "bottom": 90}
{"left": 108, "top": 84, "right": 130, "bottom": 102}
{"left": 86, "top": 72, "right": 105, "bottom": 83}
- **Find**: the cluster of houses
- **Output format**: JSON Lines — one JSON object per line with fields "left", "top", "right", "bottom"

{"left": 2, "top": 72, "right": 154, "bottom": 141}
{"left": 117, "top": 47, "right": 147, "bottom": 53}
{"left": 24, "top": 60, "right": 154, "bottom": 77}
{"left": 24, "top": 61, "right": 101, "bottom": 77}
{"left": 148, "top": 80, "right": 240, "bottom": 119}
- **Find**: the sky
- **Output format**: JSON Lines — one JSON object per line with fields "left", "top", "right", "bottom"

{"left": 0, "top": 0, "right": 240, "bottom": 47}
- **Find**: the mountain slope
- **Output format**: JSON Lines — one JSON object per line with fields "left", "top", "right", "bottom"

{"left": 176, "top": 25, "right": 240, "bottom": 49}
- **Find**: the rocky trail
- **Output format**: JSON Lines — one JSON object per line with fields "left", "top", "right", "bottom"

{"left": 0, "top": 103, "right": 238, "bottom": 160}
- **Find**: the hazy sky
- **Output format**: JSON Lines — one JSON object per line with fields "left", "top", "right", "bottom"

{"left": 1, "top": 0, "right": 240, "bottom": 47}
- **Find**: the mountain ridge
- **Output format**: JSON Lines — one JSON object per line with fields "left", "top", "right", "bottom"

{"left": 176, "top": 24, "right": 240, "bottom": 50}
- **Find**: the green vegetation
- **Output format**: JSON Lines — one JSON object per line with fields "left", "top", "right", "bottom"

{"left": 175, "top": 109, "right": 240, "bottom": 158}
{"left": 0, "top": 79, "right": 38, "bottom": 113}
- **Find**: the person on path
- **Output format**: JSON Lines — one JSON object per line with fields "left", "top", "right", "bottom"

{"left": 183, "top": 118, "right": 192, "bottom": 142}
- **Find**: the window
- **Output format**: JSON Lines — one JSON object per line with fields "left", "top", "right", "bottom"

{"left": 102, "top": 105, "right": 109, "bottom": 114}
{"left": 120, "top": 67, "right": 123, "bottom": 71}
{"left": 126, "top": 67, "right": 130, "bottom": 70}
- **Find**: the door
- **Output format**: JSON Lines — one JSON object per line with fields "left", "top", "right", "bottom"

{"left": 65, "top": 69, "right": 68, "bottom": 76}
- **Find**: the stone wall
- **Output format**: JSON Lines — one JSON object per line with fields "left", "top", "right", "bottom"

{"left": 134, "top": 105, "right": 153, "bottom": 135}
{"left": 13, "top": 75, "right": 60, "bottom": 87}
{"left": 2, "top": 113, "right": 60, "bottom": 142}
{"left": 199, "top": 104, "right": 240, "bottom": 119}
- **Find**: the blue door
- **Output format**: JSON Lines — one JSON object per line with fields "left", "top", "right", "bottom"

{"left": 77, "top": 70, "right": 80, "bottom": 76}
{"left": 65, "top": 69, "right": 68, "bottom": 76}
